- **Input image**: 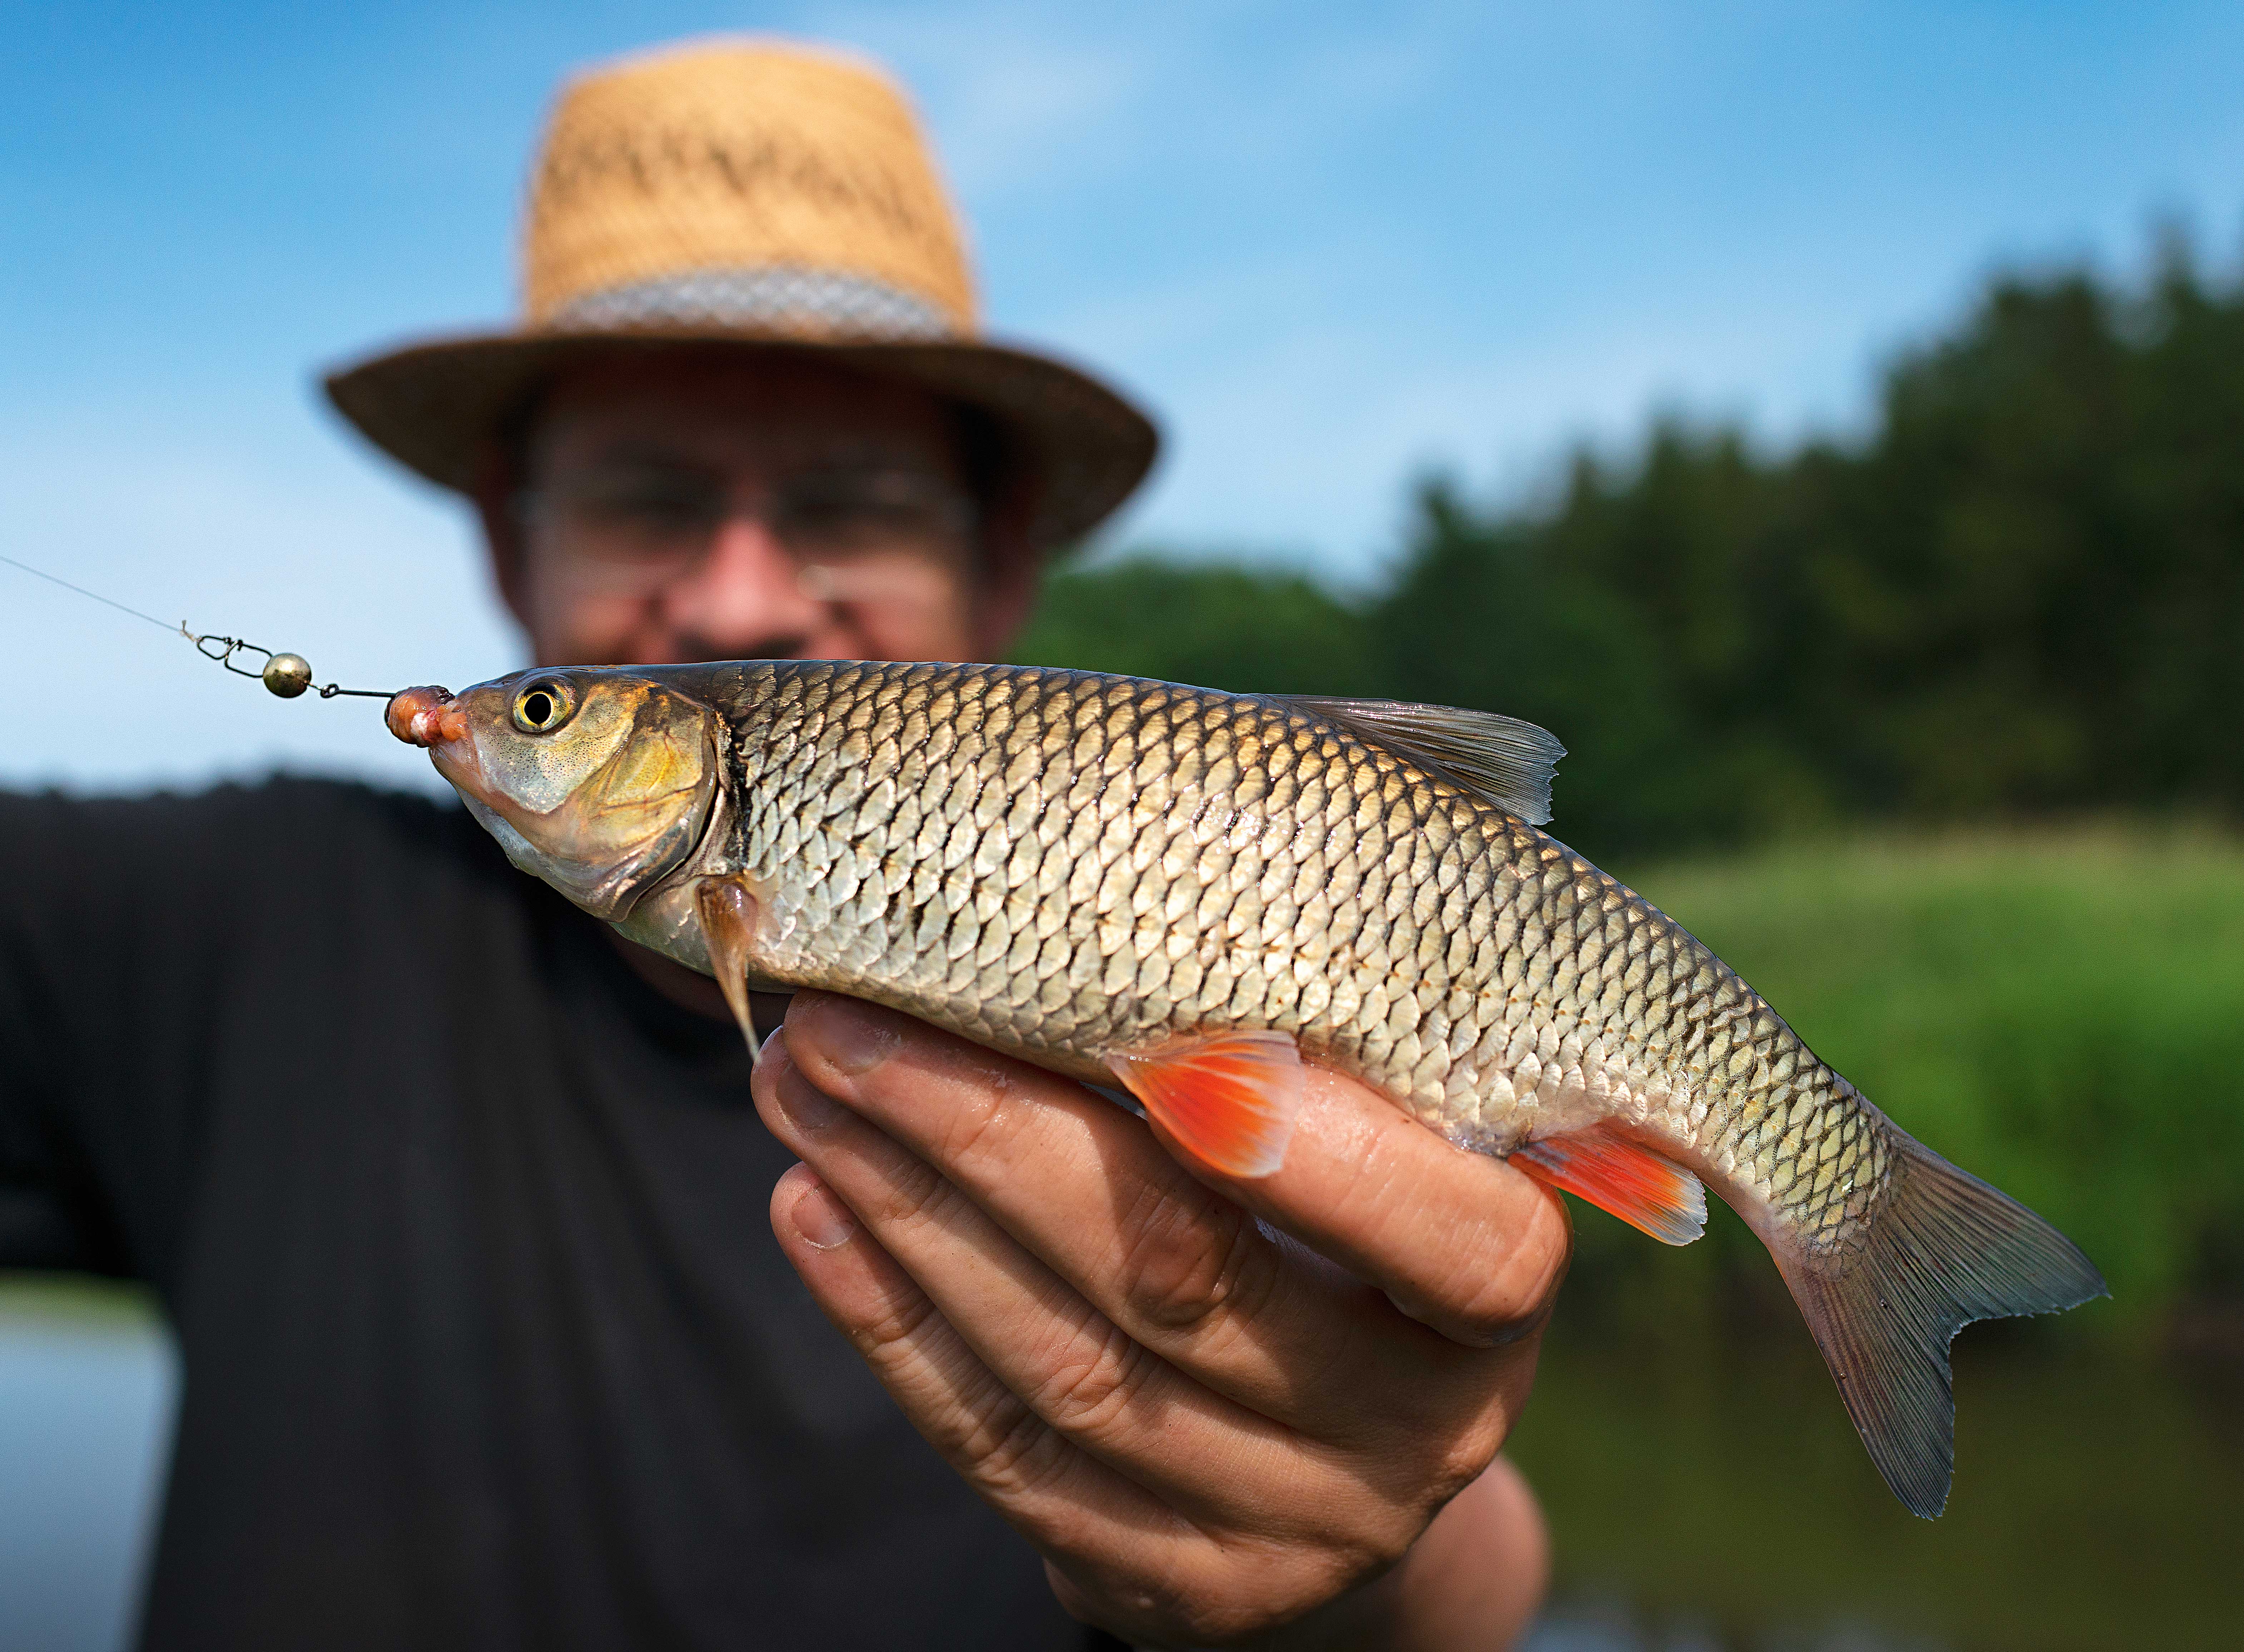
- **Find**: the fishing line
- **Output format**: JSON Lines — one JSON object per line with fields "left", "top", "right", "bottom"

{"left": 1, "top": 551, "right": 399, "bottom": 701}
{"left": 0, "top": 549, "right": 181, "bottom": 633}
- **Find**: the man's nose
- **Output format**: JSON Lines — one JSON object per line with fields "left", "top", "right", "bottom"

{"left": 658, "top": 514, "right": 822, "bottom": 653}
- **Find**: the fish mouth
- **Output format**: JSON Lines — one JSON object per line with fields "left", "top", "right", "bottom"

{"left": 390, "top": 672, "right": 722, "bottom": 924}
{"left": 386, "top": 685, "right": 488, "bottom": 796}
{"left": 386, "top": 684, "right": 465, "bottom": 746}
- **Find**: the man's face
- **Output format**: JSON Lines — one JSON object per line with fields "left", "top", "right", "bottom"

{"left": 488, "top": 351, "right": 1026, "bottom": 669}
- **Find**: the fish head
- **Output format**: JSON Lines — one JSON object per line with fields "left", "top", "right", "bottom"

{"left": 387, "top": 669, "right": 722, "bottom": 922}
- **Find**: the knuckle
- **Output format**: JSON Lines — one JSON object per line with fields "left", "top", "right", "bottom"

{"left": 1427, "top": 1415, "right": 1508, "bottom": 1502}
{"left": 930, "top": 1073, "right": 1017, "bottom": 1174}
{"left": 851, "top": 1285, "right": 944, "bottom": 1368}
{"left": 1178, "top": 1547, "right": 1368, "bottom": 1647}
{"left": 868, "top": 1148, "right": 967, "bottom": 1231}
{"left": 1136, "top": 1573, "right": 1259, "bottom": 1649}
{"left": 968, "top": 1405, "right": 1071, "bottom": 1501}
{"left": 1061, "top": 1548, "right": 1208, "bottom": 1641}
{"left": 1179, "top": 1598, "right": 1272, "bottom": 1647}
{"left": 1055, "top": 1517, "right": 1402, "bottom": 1648}
{"left": 1115, "top": 1182, "right": 1268, "bottom": 1337}
{"left": 1028, "top": 1321, "right": 1151, "bottom": 1441}
{"left": 1301, "top": 1487, "right": 1419, "bottom": 1580}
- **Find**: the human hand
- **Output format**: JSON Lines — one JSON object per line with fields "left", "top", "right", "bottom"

{"left": 752, "top": 991, "right": 1572, "bottom": 1649}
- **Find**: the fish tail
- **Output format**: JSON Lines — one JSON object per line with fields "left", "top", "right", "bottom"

{"left": 1775, "top": 1128, "right": 2105, "bottom": 1519}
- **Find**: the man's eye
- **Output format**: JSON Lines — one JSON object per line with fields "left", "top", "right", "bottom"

{"left": 782, "top": 494, "right": 881, "bottom": 533}
{"left": 778, "top": 474, "right": 970, "bottom": 544}
{"left": 594, "top": 485, "right": 715, "bottom": 530}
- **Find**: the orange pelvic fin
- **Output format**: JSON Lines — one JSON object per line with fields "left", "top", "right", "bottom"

{"left": 694, "top": 876, "right": 764, "bottom": 1066}
{"left": 1512, "top": 1124, "right": 1706, "bottom": 1246}
{"left": 1105, "top": 1030, "right": 1307, "bottom": 1178}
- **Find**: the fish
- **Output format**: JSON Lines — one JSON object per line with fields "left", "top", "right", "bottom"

{"left": 386, "top": 659, "right": 2105, "bottom": 1518}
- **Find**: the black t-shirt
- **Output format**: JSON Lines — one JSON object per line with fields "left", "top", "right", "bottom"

{"left": 0, "top": 778, "right": 1114, "bottom": 1651}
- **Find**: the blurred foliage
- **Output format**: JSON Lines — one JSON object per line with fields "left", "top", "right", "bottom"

{"left": 1016, "top": 242, "right": 2244, "bottom": 862}
{"left": 1010, "top": 556, "right": 1382, "bottom": 697}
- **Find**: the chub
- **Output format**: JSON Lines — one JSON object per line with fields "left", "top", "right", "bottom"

{"left": 392, "top": 659, "right": 2106, "bottom": 1518}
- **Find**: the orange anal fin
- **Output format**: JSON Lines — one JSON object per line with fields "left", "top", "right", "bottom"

{"left": 694, "top": 877, "right": 764, "bottom": 1067}
{"left": 1512, "top": 1126, "right": 1706, "bottom": 1246}
{"left": 1105, "top": 1030, "right": 1306, "bottom": 1179}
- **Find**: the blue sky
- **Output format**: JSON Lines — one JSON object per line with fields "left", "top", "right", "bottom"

{"left": 4, "top": 1, "right": 2243, "bottom": 791}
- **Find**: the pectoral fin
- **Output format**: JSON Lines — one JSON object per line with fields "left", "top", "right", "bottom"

{"left": 694, "top": 876, "right": 764, "bottom": 1067}
{"left": 1511, "top": 1124, "right": 1706, "bottom": 1245}
{"left": 1105, "top": 1030, "right": 1307, "bottom": 1178}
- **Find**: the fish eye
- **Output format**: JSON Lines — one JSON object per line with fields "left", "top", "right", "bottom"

{"left": 512, "top": 678, "right": 578, "bottom": 735}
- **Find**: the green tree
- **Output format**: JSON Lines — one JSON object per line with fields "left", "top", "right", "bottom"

{"left": 1011, "top": 556, "right": 1381, "bottom": 698}
{"left": 1373, "top": 241, "right": 2244, "bottom": 854}
{"left": 1011, "top": 237, "right": 2244, "bottom": 857}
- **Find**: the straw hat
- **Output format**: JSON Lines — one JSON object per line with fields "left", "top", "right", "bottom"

{"left": 325, "top": 38, "right": 1158, "bottom": 552}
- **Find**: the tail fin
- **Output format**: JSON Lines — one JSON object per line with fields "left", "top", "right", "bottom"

{"left": 1777, "top": 1130, "right": 2106, "bottom": 1518}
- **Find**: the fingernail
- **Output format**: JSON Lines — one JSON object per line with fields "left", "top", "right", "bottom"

{"left": 777, "top": 1074, "right": 845, "bottom": 1134}
{"left": 808, "top": 996, "right": 903, "bottom": 1076}
{"left": 792, "top": 1181, "right": 857, "bottom": 1250}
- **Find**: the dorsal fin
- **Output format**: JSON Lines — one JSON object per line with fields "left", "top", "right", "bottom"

{"left": 1287, "top": 696, "right": 1565, "bottom": 824}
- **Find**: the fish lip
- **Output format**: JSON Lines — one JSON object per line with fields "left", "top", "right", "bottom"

{"left": 427, "top": 731, "right": 489, "bottom": 805}
{"left": 387, "top": 684, "right": 490, "bottom": 795}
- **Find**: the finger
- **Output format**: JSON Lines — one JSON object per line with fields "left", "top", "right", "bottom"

{"left": 771, "top": 1163, "right": 1350, "bottom": 1643}
{"left": 1207, "top": 1063, "right": 1574, "bottom": 1349}
{"left": 766, "top": 1163, "right": 1176, "bottom": 1558}
{"left": 795, "top": 989, "right": 1569, "bottom": 1347}
{"left": 777, "top": 993, "right": 1539, "bottom": 1442}
{"left": 757, "top": 1038, "right": 1391, "bottom": 1532}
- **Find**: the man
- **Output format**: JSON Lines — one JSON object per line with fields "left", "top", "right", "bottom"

{"left": 0, "top": 39, "right": 1568, "bottom": 1650}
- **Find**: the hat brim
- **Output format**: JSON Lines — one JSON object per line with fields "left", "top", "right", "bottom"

{"left": 322, "top": 325, "right": 1159, "bottom": 553}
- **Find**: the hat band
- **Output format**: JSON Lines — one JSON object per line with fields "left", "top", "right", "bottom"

{"left": 543, "top": 266, "right": 958, "bottom": 340}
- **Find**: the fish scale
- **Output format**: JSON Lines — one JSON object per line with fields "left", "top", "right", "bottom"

{"left": 725, "top": 659, "right": 1879, "bottom": 1251}
{"left": 392, "top": 655, "right": 2105, "bottom": 1517}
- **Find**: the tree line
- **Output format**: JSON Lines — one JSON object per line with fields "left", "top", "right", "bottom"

{"left": 1014, "top": 239, "right": 2244, "bottom": 861}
